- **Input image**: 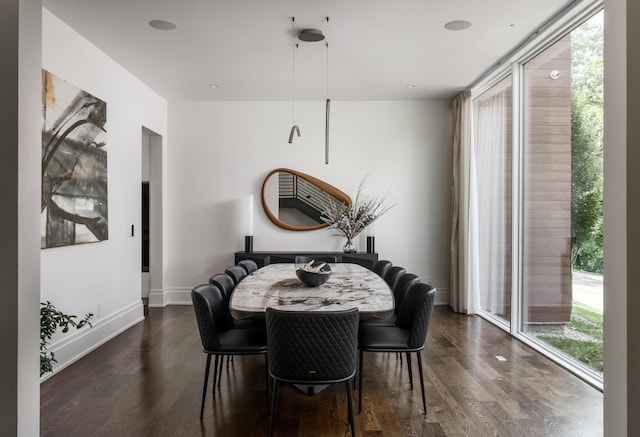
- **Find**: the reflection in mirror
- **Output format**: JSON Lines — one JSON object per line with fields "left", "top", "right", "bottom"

{"left": 262, "top": 168, "right": 351, "bottom": 231}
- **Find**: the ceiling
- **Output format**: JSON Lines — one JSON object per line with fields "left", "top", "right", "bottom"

{"left": 43, "top": 0, "right": 571, "bottom": 101}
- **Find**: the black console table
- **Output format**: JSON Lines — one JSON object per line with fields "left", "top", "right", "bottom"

{"left": 235, "top": 251, "right": 379, "bottom": 270}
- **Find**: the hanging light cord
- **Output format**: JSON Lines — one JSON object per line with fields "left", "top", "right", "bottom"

{"left": 292, "top": 42, "right": 298, "bottom": 125}
{"left": 288, "top": 42, "right": 301, "bottom": 144}
{"left": 288, "top": 17, "right": 301, "bottom": 144}
{"left": 325, "top": 17, "right": 330, "bottom": 164}
{"left": 325, "top": 18, "right": 330, "bottom": 99}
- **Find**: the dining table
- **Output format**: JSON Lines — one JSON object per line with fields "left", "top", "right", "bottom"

{"left": 229, "top": 262, "right": 394, "bottom": 320}
{"left": 229, "top": 262, "right": 394, "bottom": 395}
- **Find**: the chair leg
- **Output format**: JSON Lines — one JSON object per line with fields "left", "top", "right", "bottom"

{"left": 346, "top": 380, "right": 355, "bottom": 437}
{"left": 212, "top": 355, "right": 220, "bottom": 394}
{"left": 416, "top": 351, "right": 427, "bottom": 415}
{"left": 269, "top": 380, "right": 280, "bottom": 437}
{"left": 200, "top": 354, "right": 212, "bottom": 418}
{"left": 218, "top": 354, "right": 224, "bottom": 387}
{"left": 265, "top": 354, "right": 271, "bottom": 416}
{"left": 358, "top": 350, "right": 364, "bottom": 414}
{"left": 406, "top": 352, "right": 413, "bottom": 389}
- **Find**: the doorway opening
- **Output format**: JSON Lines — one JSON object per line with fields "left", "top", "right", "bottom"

{"left": 141, "top": 127, "right": 163, "bottom": 310}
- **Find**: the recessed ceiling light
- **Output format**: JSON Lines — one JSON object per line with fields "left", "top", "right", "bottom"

{"left": 209, "top": 84, "right": 220, "bottom": 88}
{"left": 148, "top": 19, "right": 177, "bottom": 30}
{"left": 406, "top": 84, "right": 416, "bottom": 88}
{"left": 444, "top": 20, "right": 472, "bottom": 31}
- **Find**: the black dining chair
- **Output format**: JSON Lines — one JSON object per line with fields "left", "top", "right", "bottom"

{"left": 294, "top": 255, "right": 338, "bottom": 265}
{"left": 208, "top": 273, "right": 264, "bottom": 330}
{"left": 225, "top": 265, "right": 247, "bottom": 285}
{"left": 208, "top": 273, "right": 236, "bottom": 325}
{"left": 208, "top": 273, "right": 265, "bottom": 381}
{"left": 360, "top": 273, "right": 420, "bottom": 328}
{"left": 191, "top": 284, "right": 269, "bottom": 418}
{"left": 238, "top": 259, "right": 258, "bottom": 274}
{"left": 373, "top": 259, "right": 393, "bottom": 278}
{"left": 266, "top": 307, "right": 359, "bottom": 437}
{"left": 384, "top": 266, "right": 406, "bottom": 291}
{"left": 358, "top": 282, "right": 436, "bottom": 415}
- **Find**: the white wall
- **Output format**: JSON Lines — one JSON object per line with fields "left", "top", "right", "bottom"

{"left": 40, "top": 9, "right": 168, "bottom": 377}
{"left": 165, "top": 99, "right": 451, "bottom": 305}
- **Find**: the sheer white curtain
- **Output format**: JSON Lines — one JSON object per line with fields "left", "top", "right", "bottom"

{"left": 474, "top": 90, "right": 509, "bottom": 315}
{"left": 450, "top": 90, "right": 481, "bottom": 314}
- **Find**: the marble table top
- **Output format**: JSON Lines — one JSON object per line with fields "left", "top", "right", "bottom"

{"left": 230, "top": 263, "right": 394, "bottom": 319}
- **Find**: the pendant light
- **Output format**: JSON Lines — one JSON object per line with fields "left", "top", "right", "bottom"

{"left": 324, "top": 18, "right": 330, "bottom": 164}
{"left": 287, "top": 16, "right": 331, "bottom": 165}
{"left": 288, "top": 39, "right": 300, "bottom": 143}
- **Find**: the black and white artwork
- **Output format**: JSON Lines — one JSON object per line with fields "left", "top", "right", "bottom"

{"left": 41, "top": 70, "right": 108, "bottom": 248}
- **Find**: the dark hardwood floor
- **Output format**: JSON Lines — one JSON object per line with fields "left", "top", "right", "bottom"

{"left": 40, "top": 306, "right": 603, "bottom": 436}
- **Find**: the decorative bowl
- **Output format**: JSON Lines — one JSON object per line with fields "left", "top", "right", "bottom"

{"left": 295, "top": 262, "right": 332, "bottom": 287}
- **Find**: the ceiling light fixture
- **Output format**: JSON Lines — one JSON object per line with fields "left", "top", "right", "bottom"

{"left": 287, "top": 41, "right": 300, "bottom": 143}
{"left": 298, "top": 28, "right": 325, "bottom": 42}
{"left": 288, "top": 17, "right": 331, "bottom": 164}
{"left": 148, "top": 19, "right": 177, "bottom": 30}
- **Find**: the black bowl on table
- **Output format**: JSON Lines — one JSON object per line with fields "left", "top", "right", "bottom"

{"left": 295, "top": 262, "right": 332, "bottom": 287}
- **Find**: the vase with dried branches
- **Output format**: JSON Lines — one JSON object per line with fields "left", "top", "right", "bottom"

{"left": 321, "top": 178, "right": 394, "bottom": 253}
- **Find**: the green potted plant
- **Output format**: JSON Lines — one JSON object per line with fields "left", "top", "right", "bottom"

{"left": 40, "top": 301, "right": 93, "bottom": 376}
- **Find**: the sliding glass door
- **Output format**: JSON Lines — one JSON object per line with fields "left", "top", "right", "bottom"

{"left": 521, "top": 35, "right": 573, "bottom": 332}
{"left": 474, "top": 77, "right": 513, "bottom": 327}
{"left": 474, "top": 10, "right": 603, "bottom": 384}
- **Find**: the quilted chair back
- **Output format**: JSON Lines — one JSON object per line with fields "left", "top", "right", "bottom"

{"left": 266, "top": 307, "right": 359, "bottom": 383}
{"left": 191, "top": 284, "right": 228, "bottom": 351}
{"left": 238, "top": 259, "right": 258, "bottom": 274}
{"left": 396, "top": 282, "right": 436, "bottom": 349}
{"left": 373, "top": 259, "right": 392, "bottom": 278}
{"left": 225, "top": 265, "right": 247, "bottom": 285}
{"left": 384, "top": 266, "right": 407, "bottom": 291}
{"left": 208, "top": 273, "right": 235, "bottom": 300}
{"left": 392, "top": 273, "right": 420, "bottom": 309}
{"left": 207, "top": 274, "right": 236, "bottom": 328}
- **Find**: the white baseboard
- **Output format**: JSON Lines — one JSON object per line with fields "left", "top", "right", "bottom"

{"left": 435, "top": 288, "right": 449, "bottom": 306}
{"left": 40, "top": 300, "right": 144, "bottom": 383}
{"left": 148, "top": 287, "right": 167, "bottom": 307}
{"left": 148, "top": 287, "right": 192, "bottom": 307}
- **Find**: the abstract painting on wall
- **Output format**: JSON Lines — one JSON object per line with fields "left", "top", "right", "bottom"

{"left": 41, "top": 70, "right": 108, "bottom": 248}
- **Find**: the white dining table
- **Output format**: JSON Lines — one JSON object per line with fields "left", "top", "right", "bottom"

{"left": 230, "top": 263, "right": 394, "bottom": 320}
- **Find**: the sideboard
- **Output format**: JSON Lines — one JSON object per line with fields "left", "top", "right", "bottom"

{"left": 234, "top": 251, "right": 379, "bottom": 270}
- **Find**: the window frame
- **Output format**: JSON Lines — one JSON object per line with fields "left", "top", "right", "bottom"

{"left": 469, "top": 0, "right": 604, "bottom": 391}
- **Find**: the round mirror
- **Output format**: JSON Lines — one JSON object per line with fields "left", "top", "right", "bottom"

{"left": 261, "top": 168, "right": 352, "bottom": 231}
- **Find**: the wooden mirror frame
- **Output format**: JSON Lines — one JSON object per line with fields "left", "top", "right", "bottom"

{"left": 261, "top": 168, "right": 352, "bottom": 231}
